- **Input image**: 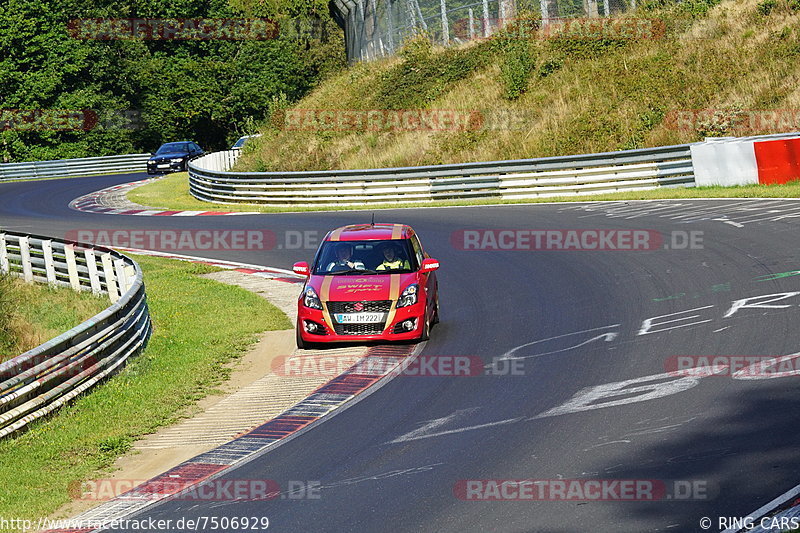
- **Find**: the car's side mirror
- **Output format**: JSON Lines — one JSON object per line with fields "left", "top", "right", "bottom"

{"left": 293, "top": 261, "right": 310, "bottom": 277}
{"left": 420, "top": 258, "right": 440, "bottom": 274}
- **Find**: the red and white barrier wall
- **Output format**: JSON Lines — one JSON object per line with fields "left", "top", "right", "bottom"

{"left": 691, "top": 136, "right": 800, "bottom": 187}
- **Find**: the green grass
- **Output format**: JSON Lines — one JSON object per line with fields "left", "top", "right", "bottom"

{"left": 0, "top": 255, "right": 291, "bottom": 527}
{"left": 128, "top": 171, "right": 800, "bottom": 214}
{"left": 127, "top": 172, "right": 218, "bottom": 211}
{"left": 0, "top": 277, "right": 109, "bottom": 363}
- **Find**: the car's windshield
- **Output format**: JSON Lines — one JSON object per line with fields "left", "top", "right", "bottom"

{"left": 156, "top": 142, "right": 189, "bottom": 154}
{"left": 232, "top": 137, "right": 247, "bottom": 148}
{"left": 312, "top": 239, "right": 418, "bottom": 275}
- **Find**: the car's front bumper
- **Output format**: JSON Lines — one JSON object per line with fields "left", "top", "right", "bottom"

{"left": 297, "top": 301, "right": 426, "bottom": 344}
{"left": 147, "top": 160, "right": 185, "bottom": 173}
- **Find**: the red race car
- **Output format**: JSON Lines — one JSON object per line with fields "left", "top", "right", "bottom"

{"left": 292, "top": 223, "right": 440, "bottom": 349}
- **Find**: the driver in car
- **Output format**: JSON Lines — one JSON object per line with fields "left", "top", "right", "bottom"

{"left": 326, "top": 243, "right": 365, "bottom": 272}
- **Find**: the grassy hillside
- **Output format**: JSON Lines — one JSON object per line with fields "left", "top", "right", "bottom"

{"left": 235, "top": 0, "right": 800, "bottom": 172}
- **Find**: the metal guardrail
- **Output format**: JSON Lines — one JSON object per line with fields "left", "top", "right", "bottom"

{"left": 0, "top": 231, "right": 151, "bottom": 438}
{"left": 188, "top": 132, "right": 800, "bottom": 206}
{"left": 188, "top": 144, "right": 695, "bottom": 206}
{"left": 0, "top": 153, "right": 150, "bottom": 181}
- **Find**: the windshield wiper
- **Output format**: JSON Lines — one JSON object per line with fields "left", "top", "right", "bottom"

{"left": 327, "top": 268, "right": 378, "bottom": 275}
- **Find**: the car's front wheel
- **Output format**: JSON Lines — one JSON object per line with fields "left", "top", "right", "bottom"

{"left": 296, "top": 322, "right": 310, "bottom": 350}
{"left": 418, "top": 312, "right": 431, "bottom": 342}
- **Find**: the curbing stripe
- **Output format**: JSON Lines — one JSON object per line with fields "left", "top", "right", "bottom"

{"left": 68, "top": 179, "right": 259, "bottom": 217}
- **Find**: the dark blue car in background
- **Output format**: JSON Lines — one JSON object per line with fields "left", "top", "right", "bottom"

{"left": 147, "top": 141, "right": 204, "bottom": 174}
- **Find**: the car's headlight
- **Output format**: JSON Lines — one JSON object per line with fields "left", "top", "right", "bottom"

{"left": 396, "top": 284, "right": 418, "bottom": 308}
{"left": 302, "top": 286, "right": 323, "bottom": 310}
{"left": 170, "top": 158, "right": 185, "bottom": 162}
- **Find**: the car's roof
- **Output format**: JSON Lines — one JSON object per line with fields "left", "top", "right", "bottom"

{"left": 324, "top": 224, "right": 414, "bottom": 242}
{"left": 159, "top": 141, "right": 192, "bottom": 147}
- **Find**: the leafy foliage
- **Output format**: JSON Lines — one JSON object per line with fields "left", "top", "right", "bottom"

{"left": 639, "top": 0, "right": 722, "bottom": 17}
{"left": 373, "top": 36, "right": 491, "bottom": 109}
{"left": 0, "top": 0, "right": 345, "bottom": 162}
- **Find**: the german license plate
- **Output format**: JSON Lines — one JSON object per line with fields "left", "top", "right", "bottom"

{"left": 334, "top": 312, "right": 386, "bottom": 324}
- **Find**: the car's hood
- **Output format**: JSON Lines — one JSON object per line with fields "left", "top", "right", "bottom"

{"left": 150, "top": 151, "right": 188, "bottom": 160}
{"left": 307, "top": 272, "right": 417, "bottom": 302}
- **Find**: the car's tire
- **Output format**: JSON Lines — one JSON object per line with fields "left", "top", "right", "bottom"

{"left": 418, "top": 313, "right": 431, "bottom": 342}
{"left": 431, "top": 297, "right": 440, "bottom": 325}
{"left": 296, "top": 322, "right": 309, "bottom": 350}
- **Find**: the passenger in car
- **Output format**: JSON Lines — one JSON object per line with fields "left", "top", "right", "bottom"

{"left": 376, "top": 243, "right": 410, "bottom": 271}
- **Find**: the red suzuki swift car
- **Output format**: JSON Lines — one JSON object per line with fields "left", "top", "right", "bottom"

{"left": 292, "top": 224, "right": 440, "bottom": 349}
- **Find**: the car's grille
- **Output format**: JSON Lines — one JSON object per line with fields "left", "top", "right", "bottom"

{"left": 326, "top": 301, "right": 392, "bottom": 314}
{"left": 327, "top": 301, "right": 391, "bottom": 336}
{"left": 337, "top": 323, "right": 385, "bottom": 335}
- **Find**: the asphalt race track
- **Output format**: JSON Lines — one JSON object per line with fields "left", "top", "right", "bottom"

{"left": 3, "top": 173, "right": 800, "bottom": 532}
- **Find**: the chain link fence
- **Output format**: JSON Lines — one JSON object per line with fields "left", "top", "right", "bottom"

{"left": 330, "top": 0, "right": 637, "bottom": 62}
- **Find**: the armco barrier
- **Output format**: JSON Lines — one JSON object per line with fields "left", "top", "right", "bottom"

{"left": 0, "top": 231, "right": 151, "bottom": 438}
{"left": 754, "top": 137, "right": 800, "bottom": 185}
{"left": 0, "top": 153, "right": 149, "bottom": 181}
{"left": 188, "top": 132, "right": 800, "bottom": 207}
{"left": 188, "top": 145, "right": 695, "bottom": 206}
{"left": 690, "top": 132, "right": 800, "bottom": 187}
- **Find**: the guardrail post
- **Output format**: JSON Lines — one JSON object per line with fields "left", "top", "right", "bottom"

{"left": 101, "top": 253, "right": 119, "bottom": 302}
{"left": 64, "top": 244, "right": 81, "bottom": 290}
{"left": 41, "top": 239, "right": 57, "bottom": 285}
{"left": 114, "top": 258, "right": 129, "bottom": 293}
{"left": 125, "top": 264, "right": 136, "bottom": 288}
{"left": 84, "top": 248, "right": 102, "bottom": 295}
{"left": 19, "top": 236, "right": 33, "bottom": 283}
{"left": 0, "top": 233, "right": 7, "bottom": 274}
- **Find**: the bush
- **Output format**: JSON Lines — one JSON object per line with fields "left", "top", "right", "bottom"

{"left": 538, "top": 57, "right": 563, "bottom": 78}
{"left": 374, "top": 39, "right": 491, "bottom": 109}
{"left": 639, "top": 0, "right": 721, "bottom": 17}
{"left": 499, "top": 40, "right": 536, "bottom": 100}
{"left": 546, "top": 17, "right": 634, "bottom": 59}
{"left": 758, "top": 0, "right": 779, "bottom": 15}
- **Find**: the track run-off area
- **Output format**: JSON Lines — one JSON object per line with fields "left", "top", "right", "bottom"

{"left": 3, "top": 171, "right": 800, "bottom": 533}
